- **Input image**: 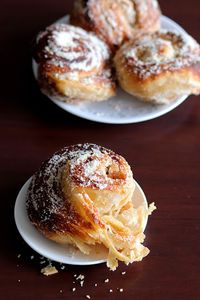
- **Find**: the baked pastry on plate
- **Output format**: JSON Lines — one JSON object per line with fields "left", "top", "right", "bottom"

{"left": 71, "top": 0, "right": 161, "bottom": 50}
{"left": 33, "top": 24, "right": 116, "bottom": 103}
{"left": 114, "top": 30, "right": 200, "bottom": 104}
{"left": 26, "top": 143, "right": 155, "bottom": 270}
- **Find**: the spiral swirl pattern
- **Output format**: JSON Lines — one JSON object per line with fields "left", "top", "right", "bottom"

{"left": 27, "top": 144, "right": 133, "bottom": 216}
{"left": 72, "top": 0, "right": 161, "bottom": 48}
{"left": 34, "top": 24, "right": 110, "bottom": 78}
{"left": 119, "top": 30, "right": 200, "bottom": 79}
{"left": 27, "top": 144, "right": 154, "bottom": 271}
{"left": 26, "top": 143, "right": 135, "bottom": 247}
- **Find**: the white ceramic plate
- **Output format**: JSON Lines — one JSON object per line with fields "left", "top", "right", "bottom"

{"left": 33, "top": 15, "right": 193, "bottom": 124}
{"left": 14, "top": 177, "right": 148, "bottom": 265}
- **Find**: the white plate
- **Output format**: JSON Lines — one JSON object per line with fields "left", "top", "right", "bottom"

{"left": 14, "top": 177, "right": 148, "bottom": 265}
{"left": 33, "top": 15, "right": 193, "bottom": 124}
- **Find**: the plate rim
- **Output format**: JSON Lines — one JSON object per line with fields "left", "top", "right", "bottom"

{"left": 14, "top": 177, "right": 148, "bottom": 265}
{"left": 32, "top": 14, "right": 190, "bottom": 124}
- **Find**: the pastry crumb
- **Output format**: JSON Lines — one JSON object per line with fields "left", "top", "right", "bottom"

{"left": 72, "top": 288, "right": 76, "bottom": 292}
{"left": 109, "top": 289, "right": 113, "bottom": 293}
{"left": 119, "top": 288, "right": 123, "bottom": 292}
{"left": 76, "top": 274, "right": 85, "bottom": 286}
{"left": 94, "top": 283, "right": 97, "bottom": 287}
{"left": 76, "top": 274, "right": 84, "bottom": 280}
{"left": 60, "top": 265, "right": 65, "bottom": 270}
{"left": 121, "top": 271, "right": 126, "bottom": 275}
{"left": 104, "top": 278, "right": 109, "bottom": 283}
{"left": 80, "top": 280, "right": 84, "bottom": 287}
{"left": 41, "top": 265, "right": 58, "bottom": 276}
{"left": 86, "top": 295, "right": 91, "bottom": 299}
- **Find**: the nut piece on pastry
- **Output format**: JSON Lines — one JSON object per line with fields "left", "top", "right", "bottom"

{"left": 33, "top": 24, "right": 116, "bottom": 103}
{"left": 114, "top": 30, "right": 200, "bottom": 104}
{"left": 26, "top": 143, "right": 155, "bottom": 270}
{"left": 71, "top": 0, "right": 161, "bottom": 50}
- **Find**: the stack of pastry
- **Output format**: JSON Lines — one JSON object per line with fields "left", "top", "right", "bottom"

{"left": 33, "top": 0, "right": 200, "bottom": 104}
{"left": 114, "top": 31, "right": 200, "bottom": 103}
{"left": 71, "top": 0, "right": 161, "bottom": 50}
{"left": 26, "top": 143, "right": 156, "bottom": 270}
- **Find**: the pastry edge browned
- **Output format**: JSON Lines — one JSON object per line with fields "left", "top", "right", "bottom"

{"left": 114, "top": 59, "right": 200, "bottom": 104}
{"left": 70, "top": 0, "right": 161, "bottom": 50}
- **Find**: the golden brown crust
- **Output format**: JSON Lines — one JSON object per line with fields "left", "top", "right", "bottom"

{"left": 71, "top": 0, "right": 161, "bottom": 49}
{"left": 26, "top": 144, "right": 134, "bottom": 237}
{"left": 33, "top": 24, "right": 116, "bottom": 103}
{"left": 26, "top": 144, "right": 154, "bottom": 270}
{"left": 114, "top": 30, "right": 200, "bottom": 103}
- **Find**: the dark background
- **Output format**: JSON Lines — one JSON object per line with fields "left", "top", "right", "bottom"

{"left": 0, "top": 1, "right": 200, "bottom": 299}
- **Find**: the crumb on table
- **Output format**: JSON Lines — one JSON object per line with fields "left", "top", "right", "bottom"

{"left": 41, "top": 265, "right": 58, "bottom": 276}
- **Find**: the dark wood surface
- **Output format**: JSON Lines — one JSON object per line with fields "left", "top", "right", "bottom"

{"left": 0, "top": 1, "right": 200, "bottom": 299}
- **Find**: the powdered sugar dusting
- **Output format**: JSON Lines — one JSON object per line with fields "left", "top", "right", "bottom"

{"left": 87, "top": 0, "right": 136, "bottom": 45}
{"left": 152, "top": 0, "right": 159, "bottom": 9}
{"left": 26, "top": 144, "right": 133, "bottom": 225}
{"left": 54, "top": 31, "right": 77, "bottom": 48}
{"left": 35, "top": 24, "right": 110, "bottom": 78}
{"left": 80, "top": 0, "right": 160, "bottom": 46}
{"left": 136, "top": 0, "right": 148, "bottom": 14}
{"left": 65, "top": 144, "right": 132, "bottom": 190}
{"left": 122, "top": 30, "right": 200, "bottom": 79}
{"left": 28, "top": 152, "right": 67, "bottom": 221}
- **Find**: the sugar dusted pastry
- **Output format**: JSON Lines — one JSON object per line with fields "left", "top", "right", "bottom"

{"left": 71, "top": 0, "right": 161, "bottom": 49}
{"left": 26, "top": 144, "right": 155, "bottom": 270}
{"left": 114, "top": 30, "right": 200, "bottom": 104}
{"left": 33, "top": 24, "right": 116, "bottom": 103}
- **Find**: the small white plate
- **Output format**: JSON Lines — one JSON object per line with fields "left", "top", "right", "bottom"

{"left": 33, "top": 15, "right": 193, "bottom": 124}
{"left": 14, "top": 177, "right": 148, "bottom": 265}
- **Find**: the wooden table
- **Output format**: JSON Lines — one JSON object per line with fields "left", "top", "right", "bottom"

{"left": 0, "top": 1, "right": 200, "bottom": 299}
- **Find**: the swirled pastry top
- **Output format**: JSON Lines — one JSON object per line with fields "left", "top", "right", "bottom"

{"left": 26, "top": 144, "right": 155, "bottom": 270}
{"left": 27, "top": 144, "right": 134, "bottom": 225}
{"left": 33, "top": 24, "right": 111, "bottom": 81}
{"left": 118, "top": 30, "right": 200, "bottom": 80}
{"left": 71, "top": 0, "right": 161, "bottom": 48}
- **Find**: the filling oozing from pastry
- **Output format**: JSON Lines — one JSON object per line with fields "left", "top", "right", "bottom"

{"left": 27, "top": 144, "right": 156, "bottom": 270}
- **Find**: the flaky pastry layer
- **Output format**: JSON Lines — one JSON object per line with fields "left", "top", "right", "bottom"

{"left": 27, "top": 144, "right": 155, "bottom": 270}
{"left": 71, "top": 0, "right": 161, "bottom": 50}
{"left": 33, "top": 24, "right": 116, "bottom": 103}
{"left": 114, "top": 30, "right": 200, "bottom": 103}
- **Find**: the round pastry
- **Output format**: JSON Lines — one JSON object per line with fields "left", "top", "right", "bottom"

{"left": 71, "top": 0, "right": 161, "bottom": 49}
{"left": 114, "top": 30, "right": 200, "bottom": 104}
{"left": 33, "top": 24, "right": 116, "bottom": 103}
{"left": 26, "top": 143, "right": 155, "bottom": 270}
